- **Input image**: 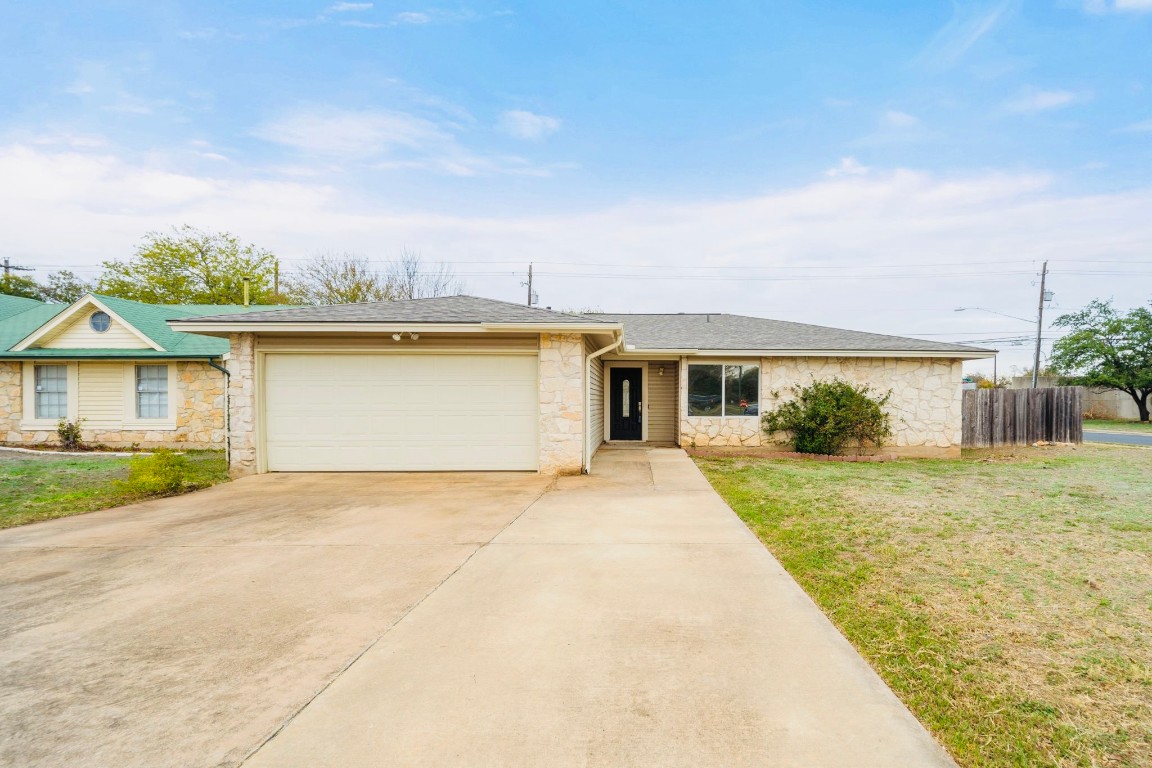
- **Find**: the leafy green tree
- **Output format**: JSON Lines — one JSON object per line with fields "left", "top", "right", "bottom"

{"left": 1050, "top": 300, "right": 1152, "bottom": 422}
{"left": 762, "top": 378, "right": 893, "bottom": 455}
{"left": 38, "top": 270, "right": 94, "bottom": 303}
{"left": 98, "top": 225, "right": 280, "bottom": 305}
{"left": 0, "top": 274, "right": 41, "bottom": 299}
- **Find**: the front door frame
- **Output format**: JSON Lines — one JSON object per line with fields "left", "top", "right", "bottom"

{"left": 604, "top": 361, "right": 648, "bottom": 442}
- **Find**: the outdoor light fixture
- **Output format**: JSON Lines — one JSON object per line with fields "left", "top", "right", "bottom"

{"left": 410, "top": 333, "right": 419, "bottom": 340}
{"left": 392, "top": 333, "right": 402, "bottom": 341}
{"left": 391, "top": 332, "right": 419, "bottom": 341}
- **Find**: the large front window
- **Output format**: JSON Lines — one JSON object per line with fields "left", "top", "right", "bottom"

{"left": 34, "top": 365, "right": 68, "bottom": 419}
{"left": 687, "top": 364, "right": 759, "bottom": 416}
{"left": 135, "top": 365, "right": 169, "bottom": 419}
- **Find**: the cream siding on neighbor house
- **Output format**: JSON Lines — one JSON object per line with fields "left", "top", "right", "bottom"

{"left": 646, "top": 360, "right": 679, "bottom": 444}
{"left": 77, "top": 363, "right": 125, "bottom": 430}
{"left": 38, "top": 313, "right": 151, "bottom": 349}
{"left": 586, "top": 336, "right": 605, "bottom": 454}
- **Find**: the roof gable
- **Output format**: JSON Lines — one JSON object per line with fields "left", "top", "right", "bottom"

{"left": 1, "top": 294, "right": 292, "bottom": 358}
{"left": 12, "top": 295, "right": 162, "bottom": 352}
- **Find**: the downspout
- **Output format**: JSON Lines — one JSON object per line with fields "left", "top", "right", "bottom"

{"left": 206, "top": 358, "right": 230, "bottom": 469}
{"left": 584, "top": 334, "right": 623, "bottom": 474}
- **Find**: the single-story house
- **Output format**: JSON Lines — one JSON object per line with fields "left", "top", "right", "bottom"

{"left": 169, "top": 295, "right": 994, "bottom": 477}
{"left": 0, "top": 293, "right": 284, "bottom": 448}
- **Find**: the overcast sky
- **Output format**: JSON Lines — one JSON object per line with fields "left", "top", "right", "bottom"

{"left": 2, "top": 0, "right": 1151, "bottom": 375}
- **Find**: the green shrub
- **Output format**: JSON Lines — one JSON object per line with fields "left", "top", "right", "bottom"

{"left": 119, "top": 450, "right": 198, "bottom": 497}
{"left": 56, "top": 418, "right": 85, "bottom": 450}
{"left": 761, "top": 378, "right": 893, "bottom": 455}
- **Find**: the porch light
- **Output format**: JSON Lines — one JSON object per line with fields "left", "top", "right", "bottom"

{"left": 392, "top": 333, "right": 402, "bottom": 341}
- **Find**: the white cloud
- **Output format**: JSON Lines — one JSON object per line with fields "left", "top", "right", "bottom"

{"left": 1084, "top": 0, "right": 1152, "bottom": 13}
{"left": 1005, "top": 89, "right": 1080, "bottom": 113}
{"left": 1120, "top": 118, "right": 1152, "bottom": 132}
{"left": 393, "top": 11, "right": 431, "bottom": 24}
{"left": 329, "top": 2, "right": 373, "bottom": 12}
{"left": 252, "top": 107, "right": 554, "bottom": 176}
{"left": 916, "top": 0, "right": 1019, "bottom": 70}
{"left": 883, "top": 110, "right": 920, "bottom": 128}
{"left": 825, "top": 157, "right": 870, "bottom": 177}
{"left": 498, "top": 110, "right": 561, "bottom": 141}
{"left": 4, "top": 141, "right": 1152, "bottom": 375}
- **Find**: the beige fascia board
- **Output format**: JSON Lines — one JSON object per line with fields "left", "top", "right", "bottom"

{"left": 13, "top": 294, "right": 164, "bottom": 352}
{"left": 480, "top": 322, "right": 623, "bottom": 333}
{"left": 629, "top": 347, "right": 995, "bottom": 360}
{"left": 168, "top": 321, "right": 622, "bottom": 335}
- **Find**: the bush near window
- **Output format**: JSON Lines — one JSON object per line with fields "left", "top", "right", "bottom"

{"left": 56, "top": 418, "right": 85, "bottom": 451}
{"left": 761, "top": 378, "right": 892, "bottom": 455}
{"left": 118, "top": 450, "right": 201, "bottom": 497}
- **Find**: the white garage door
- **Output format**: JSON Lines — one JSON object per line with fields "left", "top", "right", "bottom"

{"left": 263, "top": 353, "right": 539, "bottom": 471}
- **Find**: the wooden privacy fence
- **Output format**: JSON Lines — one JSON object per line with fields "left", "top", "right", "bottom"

{"left": 962, "top": 386, "right": 1083, "bottom": 448}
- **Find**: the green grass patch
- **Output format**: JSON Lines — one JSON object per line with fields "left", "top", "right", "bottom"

{"left": 0, "top": 451, "right": 228, "bottom": 530}
{"left": 1084, "top": 419, "right": 1152, "bottom": 433}
{"left": 697, "top": 444, "right": 1152, "bottom": 768}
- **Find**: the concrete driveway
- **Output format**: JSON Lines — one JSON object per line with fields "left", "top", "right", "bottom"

{"left": 1, "top": 449, "right": 954, "bottom": 768}
{"left": 0, "top": 471, "right": 552, "bottom": 768}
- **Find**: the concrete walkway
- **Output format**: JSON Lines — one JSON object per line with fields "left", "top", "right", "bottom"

{"left": 244, "top": 449, "right": 955, "bottom": 768}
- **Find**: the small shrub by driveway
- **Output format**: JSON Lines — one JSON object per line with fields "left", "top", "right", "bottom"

{"left": 697, "top": 444, "right": 1152, "bottom": 768}
{"left": 0, "top": 450, "right": 228, "bottom": 529}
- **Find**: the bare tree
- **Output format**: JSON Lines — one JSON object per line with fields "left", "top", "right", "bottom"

{"left": 285, "top": 252, "right": 394, "bottom": 305}
{"left": 385, "top": 249, "right": 462, "bottom": 300}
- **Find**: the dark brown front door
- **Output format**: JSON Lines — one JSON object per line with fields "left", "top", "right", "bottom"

{"left": 609, "top": 367, "right": 642, "bottom": 440}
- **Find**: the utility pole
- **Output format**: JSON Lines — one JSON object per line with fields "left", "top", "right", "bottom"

{"left": 1031, "top": 260, "right": 1048, "bottom": 390}
{"left": 2, "top": 257, "right": 34, "bottom": 293}
{"left": 526, "top": 262, "right": 533, "bottom": 307}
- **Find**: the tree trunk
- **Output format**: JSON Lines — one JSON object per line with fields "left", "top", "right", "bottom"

{"left": 1138, "top": 393, "right": 1150, "bottom": 423}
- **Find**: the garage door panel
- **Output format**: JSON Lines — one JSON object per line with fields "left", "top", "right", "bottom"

{"left": 263, "top": 353, "right": 539, "bottom": 471}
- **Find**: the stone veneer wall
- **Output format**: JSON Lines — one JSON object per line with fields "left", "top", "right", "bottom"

{"left": 0, "top": 361, "right": 22, "bottom": 441}
{"left": 1, "top": 360, "right": 225, "bottom": 448}
{"left": 538, "top": 332, "right": 585, "bottom": 475}
{"left": 227, "top": 333, "right": 257, "bottom": 477}
{"left": 680, "top": 356, "right": 964, "bottom": 457}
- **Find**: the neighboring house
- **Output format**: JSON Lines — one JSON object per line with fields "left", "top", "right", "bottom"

{"left": 170, "top": 295, "right": 994, "bottom": 477}
{"left": 0, "top": 293, "right": 283, "bottom": 449}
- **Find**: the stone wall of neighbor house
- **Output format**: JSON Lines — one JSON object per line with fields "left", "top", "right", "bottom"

{"left": 539, "top": 332, "right": 585, "bottom": 475}
{"left": 1, "top": 360, "right": 225, "bottom": 449}
{"left": 227, "top": 333, "right": 257, "bottom": 477}
{"left": 680, "top": 356, "right": 965, "bottom": 457}
{"left": 0, "top": 361, "right": 22, "bottom": 442}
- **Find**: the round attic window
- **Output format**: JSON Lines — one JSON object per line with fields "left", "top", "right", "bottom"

{"left": 89, "top": 311, "right": 111, "bottom": 333}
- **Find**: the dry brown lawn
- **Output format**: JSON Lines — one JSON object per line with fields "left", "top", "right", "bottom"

{"left": 698, "top": 443, "right": 1152, "bottom": 768}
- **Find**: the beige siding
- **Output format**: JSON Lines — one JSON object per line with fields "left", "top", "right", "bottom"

{"left": 256, "top": 334, "right": 539, "bottom": 352}
{"left": 586, "top": 337, "right": 605, "bottom": 453}
{"left": 40, "top": 313, "right": 150, "bottom": 349}
{"left": 646, "top": 360, "right": 678, "bottom": 443}
{"left": 77, "top": 363, "right": 125, "bottom": 429}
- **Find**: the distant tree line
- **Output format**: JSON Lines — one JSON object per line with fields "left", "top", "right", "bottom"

{"left": 1, "top": 225, "right": 462, "bottom": 306}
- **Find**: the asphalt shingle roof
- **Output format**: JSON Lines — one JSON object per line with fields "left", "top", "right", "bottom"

{"left": 590, "top": 313, "right": 994, "bottom": 354}
{"left": 173, "top": 294, "right": 611, "bottom": 326}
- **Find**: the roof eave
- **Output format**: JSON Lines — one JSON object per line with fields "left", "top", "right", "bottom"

{"left": 168, "top": 320, "right": 622, "bottom": 335}
{"left": 626, "top": 347, "right": 996, "bottom": 359}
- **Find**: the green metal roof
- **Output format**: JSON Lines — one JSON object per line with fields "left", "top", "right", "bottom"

{"left": 0, "top": 294, "right": 296, "bottom": 359}
{"left": 0, "top": 294, "right": 48, "bottom": 323}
